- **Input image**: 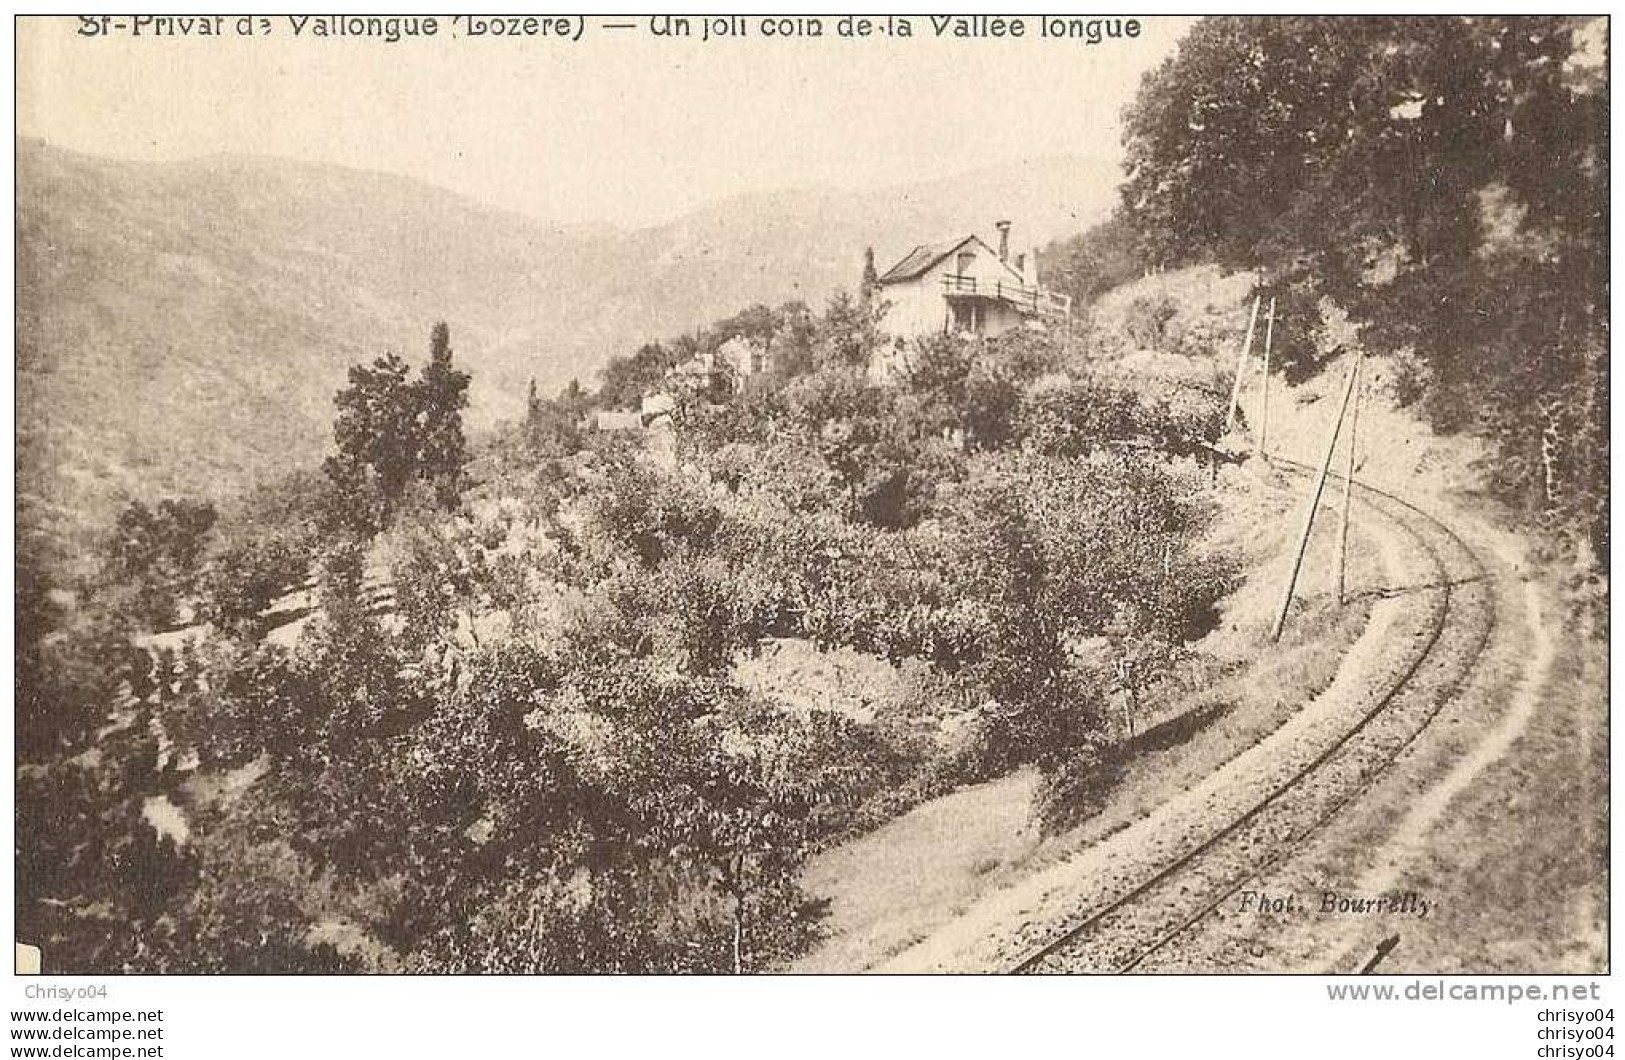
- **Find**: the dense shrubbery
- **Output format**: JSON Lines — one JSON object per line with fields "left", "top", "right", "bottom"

{"left": 19, "top": 17, "right": 1606, "bottom": 978}
{"left": 18, "top": 281, "right": 1238, "bottom": 972}
{"left": 100, "top": 498, "right": 217, "bottom": 628}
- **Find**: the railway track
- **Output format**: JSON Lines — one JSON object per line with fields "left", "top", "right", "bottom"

{"left": 1006, "top": 463, "right": 1496, "bottom": 974}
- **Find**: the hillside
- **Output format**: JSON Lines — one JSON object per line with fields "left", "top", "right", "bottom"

{"left": 17, "top": 138, "right": 1116, "bottom": 563}
{"left": 19, "top": 259, "right": 1238, "bottom": 974}
{"left": 790, "top": 266, "right": 1602, "bottom": 974}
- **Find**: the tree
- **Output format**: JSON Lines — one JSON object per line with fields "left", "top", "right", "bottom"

{"left": 950, "top": 465, "right": 1092, "bottom": 772}
{"left": 106, "top": 499, "right": 216, "bottom": 583}
{"left": 931, "top": 449, "right": 1229, "bottom": 820}
{"left": 322, "top": 323, "right": 473, "bottom": 532}
{"left": 16, "top": 581, "right": 134, "bottom": 763}
{"left": 598, "top": 342, "right": 676, "bottom": 410}
{"left": 770, "top": 302, "right": 818, "bottom": 382}
{"left": 815, "top": 290, "right": 885, "bottom": 370}
{"left": 1124, "top": 294, "right": 1178, "bottom": 351}
{"left": 201, "top": 533, "right": 311, "bottom": 637}
{"left": 860, "top": 246, "right": 880, "bottom": 304}
{"left": 588, "top": 459, "right": 722, "bottom": 567}
{"left": 785, "top": 365, "right": 953, "bottom": 530}
{"left": 417, "top": 322, "right": 471, "bottom": 511}
{"left": 17, "top": 763, "right": 202, "bottom": 971}
{"left": 323, "top": 353, "right": 421, "bottom": 533}
{"left": 903, "top": 334, "right": 1019, "bottom": 452}
{"left": 1122, "top": 16, "right": 1607, "bottom": 566}
{"left": 1038, "top": 213, "right": 1146, "bottom": 307}
{"left": 527, "top": 379, "right": 587, "bottom": 459}
{"left": 647, "top": 741, "right": 818, "bottom": 973}
{"left": 102, "top": 498, "right": 218, "bottom": 627}
{"left": 711, "top": 303, "right": 781, "bottom": 348}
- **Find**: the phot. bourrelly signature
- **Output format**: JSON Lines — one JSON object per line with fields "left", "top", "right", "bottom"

{"left": 1238, "top": 889, "right": 1432, "bottom": 919}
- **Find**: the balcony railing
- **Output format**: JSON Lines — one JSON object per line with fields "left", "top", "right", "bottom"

{"left": 941, "top": 274, "right": 1072, "bottom": 319}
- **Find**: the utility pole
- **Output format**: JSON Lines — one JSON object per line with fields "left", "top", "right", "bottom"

{"left": 1258, "top": 298, "right": 1276, "bottom": 456}
{"left": 1270, "top": 351, "right": 1362, "bottom": 642}
{"left": 1223, "top": 296, "right": 1262, "bottom": 437}
{"left": 1335, "top": 357, "right": 1362, "bottom": 605}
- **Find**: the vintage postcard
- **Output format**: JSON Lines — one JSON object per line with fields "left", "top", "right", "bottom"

{"left": 14, "top": 13, "right": 1607, "bottom": 986}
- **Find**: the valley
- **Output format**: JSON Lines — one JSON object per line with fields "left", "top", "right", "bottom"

{"left": 17, "top": 138, "right": 1116, "bottom": 566}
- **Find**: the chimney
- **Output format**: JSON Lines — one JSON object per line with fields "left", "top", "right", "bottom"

{"left": 995, "top": 220, "right": 1012, "bottom": 263}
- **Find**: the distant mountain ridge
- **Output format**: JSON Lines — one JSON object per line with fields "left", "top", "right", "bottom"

{"left": 16, "top": 137, "right": 1119, "bottom": 560}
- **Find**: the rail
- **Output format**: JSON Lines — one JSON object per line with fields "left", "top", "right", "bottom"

{"left": 1007, "top": 465, "right": 1494, "bottom": 974}
{"left": 940, "top": 274, "right": 1072, "bottom": 319}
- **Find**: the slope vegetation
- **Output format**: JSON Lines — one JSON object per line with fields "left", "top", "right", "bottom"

{"left": 17, "top": 138, "right": 1116, "bottom": 561}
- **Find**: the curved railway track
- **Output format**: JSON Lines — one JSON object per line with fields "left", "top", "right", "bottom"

{"left": 1007, "top": 462, "right": 1496, "bottom": 974}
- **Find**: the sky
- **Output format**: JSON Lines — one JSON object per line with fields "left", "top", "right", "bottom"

{"left": 17, "top": 14, "right": 1190, "bottom": 227}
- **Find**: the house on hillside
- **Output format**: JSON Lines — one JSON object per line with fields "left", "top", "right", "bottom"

{"left": 873, "top": 220, "right": 1071, "bottom": 340}
{"left": 717, "top": 335, "right": 769, "bottom": 393}
{"left": 641, "top": 391, "right": 676, "bottom": 421}
{"left": 660, "top": 339, "right": 774, "bottom": 401}
{"left": 592, "top": 408, "right": 644, "bottom": 432}
{"left": 655, "top": 350, "right": 726, "bottom": 406}
{"left": 587, "top": 396, "right": 676, "bottom": 434}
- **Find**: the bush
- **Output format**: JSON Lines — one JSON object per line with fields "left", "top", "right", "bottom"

{"left": 1033, "top": 742, "right": 1122, "bottom": 834}
{"left": 1124, "top": 293, "right": 1179, "bottom": 349}
{"left": 203, "top": 533, "right": 313, "bottom": 635}
{"left": 102, "top": 498, "right": 218, "bottom": 628}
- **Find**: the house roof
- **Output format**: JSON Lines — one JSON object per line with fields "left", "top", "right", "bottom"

{"left": 876, "top": 236, "right": 977, "bottom": 284}
{"left": 876, "top": 234, "right": 1022, "bottom": 285}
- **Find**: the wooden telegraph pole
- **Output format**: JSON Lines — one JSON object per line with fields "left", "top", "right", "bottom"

{"left": 1335, "top": 357, "right": 1362, "bottom": 604}
{"left": 1270, "top": 351, "right": 1363, "bottom": 642}
{"left": 1223, "top": 296, "right": 1262, "bottom": 437}
{"left": 1258, "top": 298, "right": 1276, "bottom": 456}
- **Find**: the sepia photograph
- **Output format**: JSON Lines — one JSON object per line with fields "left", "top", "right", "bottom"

{"left": 13, "top": 13, "right": 1608, "bottom": 981}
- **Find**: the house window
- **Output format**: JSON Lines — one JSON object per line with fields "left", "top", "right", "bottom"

{"left": 955, "top": 250, "right": 974, "bottom": 276}
{"left": 951, "top": 302, "right": 978, "bottom": 333}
